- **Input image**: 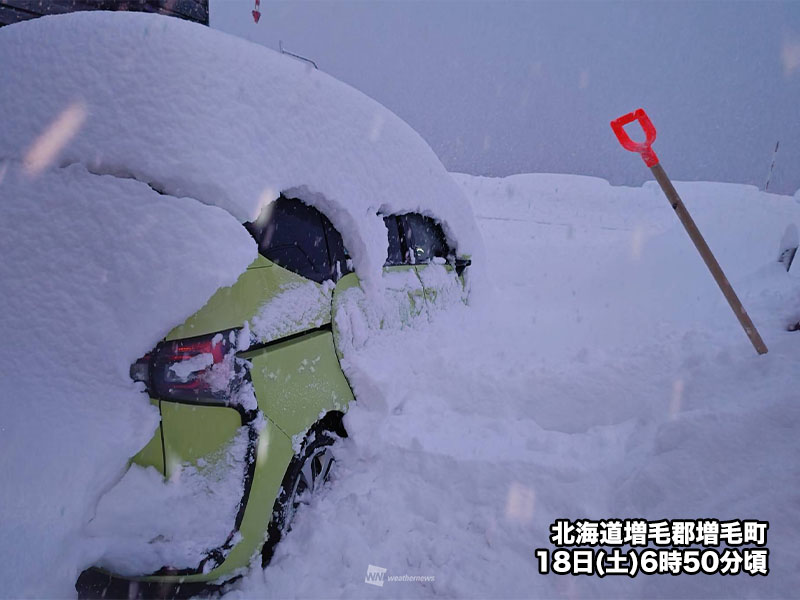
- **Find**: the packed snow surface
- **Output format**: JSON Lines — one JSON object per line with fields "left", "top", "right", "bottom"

{"left": 0, "top": 11, "right": 481, "bottom": 291}
{"left": 226, "top": 173, "right": 800, "bottom": 599}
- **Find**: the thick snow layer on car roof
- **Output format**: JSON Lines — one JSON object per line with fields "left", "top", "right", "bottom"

{"left": 0, "top": 163, "right": 255, "bottom": 596}
{"left": 0, "top": 11, "right": 482, "bottom": 290}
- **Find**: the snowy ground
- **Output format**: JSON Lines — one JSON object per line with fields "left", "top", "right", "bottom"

{"left": 226, "top": 173, "right": 800, "bottom": 599}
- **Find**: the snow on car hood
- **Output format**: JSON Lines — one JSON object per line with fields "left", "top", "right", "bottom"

{"left": 0, "top": 11, "right": 482, "bottom": 291}
{"left": 0, "top": 163, "right": 255, "bottom": 596}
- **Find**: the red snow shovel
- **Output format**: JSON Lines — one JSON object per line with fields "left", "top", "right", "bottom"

{"left": 611, "top": 108, "right": 768, "bottom": 355}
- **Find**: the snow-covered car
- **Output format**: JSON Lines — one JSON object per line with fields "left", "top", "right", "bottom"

{"left": 0, "top": 11, "right": 480, "bottom": 598}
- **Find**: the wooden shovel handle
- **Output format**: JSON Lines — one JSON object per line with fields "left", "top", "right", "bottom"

{"left": 611, "top": 108, "right": 768, "bottom": 355}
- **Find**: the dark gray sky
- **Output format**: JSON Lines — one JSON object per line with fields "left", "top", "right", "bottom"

{"left": 211, "top": 1, "right": 800, "bottom": 195}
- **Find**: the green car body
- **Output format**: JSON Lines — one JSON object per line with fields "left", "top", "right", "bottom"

{"left": 83, "top": 201, "right": 470, "bottom": 593}
{"left": 127, "top": 257, "right": 353, "bottom": 587}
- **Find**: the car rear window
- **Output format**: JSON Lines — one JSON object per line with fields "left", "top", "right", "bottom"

{"left": 247, "top": 196, "right": 351, "bottom": 283}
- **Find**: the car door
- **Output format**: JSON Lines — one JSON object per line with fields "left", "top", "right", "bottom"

{"left": 241, "top": 197, "right": 355, "bottom": 437}
{"left": 397, "top": 213, "right": 468, "bottom": 314}
{"left": 382, "top": 215, "right": 429, "bottom": 322}
{"left": 330, "top": 215, "right": 427, "bottom": 354}
{"left": 151, "top": 196, "right": 355, "bottom": 576}
{"left": 161, "top": 196, "right": 339, "bottom": 474}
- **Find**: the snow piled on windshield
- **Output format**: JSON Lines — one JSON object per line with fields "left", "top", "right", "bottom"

{"left": 0, "top": 163, "right": 255, "bottom": 597}
{"left": 0, "top": 11, "right": 482, "bottom": 292}
{"left": 226, "top": 173, "right": 800, "bottom": 599}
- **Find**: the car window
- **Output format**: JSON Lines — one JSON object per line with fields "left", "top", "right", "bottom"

{"left": 384, "top": 216, "right": 404, "bottom": 266}
{"left": 324, "top": 217, "right": 352, "bottom": 280}
{"left": 247, "top": 196, "right": 350, "bottom": 283}
{"left": 398, "top": 213, "right": 450, "bottom": 264}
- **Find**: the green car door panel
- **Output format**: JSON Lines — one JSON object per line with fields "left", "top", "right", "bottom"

{"left": 165, "top": 257, "right": 330, "bottom": 344}
{"left": 330, "top": 266, "right": 432, "bottom": 354}
{"left": 414, "top": 263, "right": 468, "bottom": 310}
{"left": 201, "top": 416, "right": 292, "bottom": 581}
{"left": 240, "top": 329, "right": 354, "bottom": 440}
{"left": 130, "top": 398, "right": 165, "bottom": 475}
{"left": 386, "top": 265, "right": 428, "bottom": 321}
{"left": 129, "top": 417, "right": 295, "bottom": 584}
{"left": 160, "top": 402, "right": 243, "bottom": 477}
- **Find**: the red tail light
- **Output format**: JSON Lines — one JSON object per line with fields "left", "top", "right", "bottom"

{"left": 131, "top": 329, "right": 245, "bottom": 404}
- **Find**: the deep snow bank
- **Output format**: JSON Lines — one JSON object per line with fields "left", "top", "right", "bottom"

{"left": 0, "top": 11, "right": 481, "bottom": 290}
{"left": 0, "top": 163, "right": 255, "bottom": 596}
{"left": 225, "top": 173, "right": 800, "bottom": 599}
{"left": 455, "top": 172, "right": 800, "bottom": 356}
